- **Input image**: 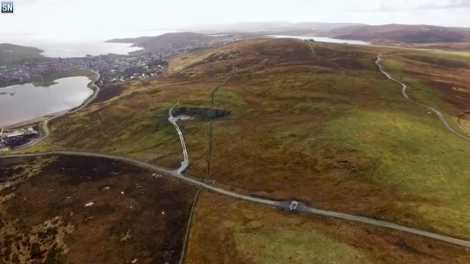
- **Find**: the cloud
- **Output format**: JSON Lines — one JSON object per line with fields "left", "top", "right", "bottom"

{"left": 349, "top": 0, "right": 470, "bottom": 12}
{"left": 16, "top": 0, "right": 75, "bottom": 7}
{"left": 2, "top": 0, "right": 470, "bottom": 34}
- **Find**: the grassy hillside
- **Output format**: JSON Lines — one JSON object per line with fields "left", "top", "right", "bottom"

{"left": 325, "top": 24, "right": 470, "bottom": 44}
{"left": 186, "top": 192, "right": 470, "bottom": 264}
{"left": 17, "top": 38, "right": 470, "bottom": 261}
{"left": 0, "top": 43, "right": 45, "bottom": 67}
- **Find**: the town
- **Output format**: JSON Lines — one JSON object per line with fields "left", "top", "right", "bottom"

{"left": 0, "top": 52, "right": 169, "bottom": 87}
{"left": 0, "top": 36, "right": 242, "bottom": 88}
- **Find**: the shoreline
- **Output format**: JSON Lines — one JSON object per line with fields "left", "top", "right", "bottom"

{"left": 0, "top": 69, "right": 97, "bottom": 89}
{"left": 3, "top": 69, "right": 99, "bottom": 129}
{"left": 3, "top": 71, "right": 100, "bottom": 149}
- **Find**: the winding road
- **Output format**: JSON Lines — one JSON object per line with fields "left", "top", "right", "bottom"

{"left": 2, "top": 57, "right": 470, "bottom": 249}
{"left": 375, "top": 55, "right": 470, "bottom": 142}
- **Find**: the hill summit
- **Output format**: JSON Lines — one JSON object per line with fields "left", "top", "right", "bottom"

{"left": 326, "top": 24, "right": 470, "bottom": 43}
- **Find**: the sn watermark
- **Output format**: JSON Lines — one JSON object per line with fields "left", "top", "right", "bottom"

{"left": 1, "top": 1, "right": 13, "bottom": 13}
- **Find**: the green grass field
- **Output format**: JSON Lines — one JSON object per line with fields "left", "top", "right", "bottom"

{"left": 15, "top": 38, "right": 470, "bottom": 261}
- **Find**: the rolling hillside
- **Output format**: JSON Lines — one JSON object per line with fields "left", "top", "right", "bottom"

{"left": 325, "top": 24, "right": 470, "bottom": 43}
{"left": 17, "top": 38, "right": 470, "bottom": 263}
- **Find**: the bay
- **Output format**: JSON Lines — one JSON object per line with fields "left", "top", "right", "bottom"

{"left": 267, "top": 35, "right": 370, "bottom": 45}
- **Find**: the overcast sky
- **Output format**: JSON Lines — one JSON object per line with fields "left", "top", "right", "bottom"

{"left": 1, "top": 0, "right": 469, "bottom": 36}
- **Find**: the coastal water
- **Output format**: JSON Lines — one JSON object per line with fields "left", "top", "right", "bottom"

{"left": 267, "top": 35, "right": 370, "bottom": 45}
{"left": 0, "top": 76, "right": 93, "bottom": 128}
{"left": 2, "top": 30, "right": 173, "bottom": 57}
{"left": 0, "top": 30, "right": 174, "bottom": 128}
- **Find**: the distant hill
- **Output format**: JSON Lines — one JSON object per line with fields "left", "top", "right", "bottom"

{"left": 0, "top": 43, "right": 43, "bottom": 54}
{"left": 106, "top": 32, "right": 227, "bottom": 49}
{"left": 105, "top": 36, "right": 155, "bottom": 44}
{"left": 105, "top": 31, "right": 269, "bottom": 51}
{"left": 175, "top": 21, "right": 364, "bottom": 33}
{"left": 0, "top": 43, "right": 44, "bottom": 67}
{"left": 324, "top": 24, "right": 470, "bottom": 43}
{"left": 107, "top": 23, "right": 470, "bottom": 51}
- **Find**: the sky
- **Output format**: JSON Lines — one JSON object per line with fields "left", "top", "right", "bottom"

{"left": 1, "top": 0, "right": 469, "bottom": 36}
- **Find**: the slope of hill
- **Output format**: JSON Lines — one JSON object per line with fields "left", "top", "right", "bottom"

{"left": 325, "top": 24, "right": 470, "bottom": 43}
{"left": 17, "top": 38, "right": 470, "bottom": 262}
{"left": 0, "top": 155, "right": 197, "bottom": 264}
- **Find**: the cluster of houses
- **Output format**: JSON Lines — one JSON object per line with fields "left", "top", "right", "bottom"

{"left": 95, "top": 56, "right": 168, "bottom": 85}
{"left": 0, "top": 53, "right": 169, "bottom": 87}
{"left": 0, "top": 34, "right": 248, "bottom": 88}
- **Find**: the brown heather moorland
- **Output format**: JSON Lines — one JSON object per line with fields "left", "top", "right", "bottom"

{"left": 0, "top": 155, "right": 197, "bottom": 264}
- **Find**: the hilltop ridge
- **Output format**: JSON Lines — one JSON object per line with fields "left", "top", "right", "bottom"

{"left": 324, "top": 24, "right": 470, "bottom": 43}
{"left": 106, "top": 32, "right": 239, "bottom": 50}
{"left": 107, "top": 23, "right": 470, "bottom": 54}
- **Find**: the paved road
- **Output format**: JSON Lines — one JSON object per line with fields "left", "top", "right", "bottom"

{"left": 4, "top": 149, "right": 470, "bottom": 248}
{"left": 375, "top": 55, "right": 470, "bottom": 142}
{"left": 3, "top": 60, "right": 470, "bottom": 248}
{"left": 3, "top": 150, "right": 280, "bottom": 206}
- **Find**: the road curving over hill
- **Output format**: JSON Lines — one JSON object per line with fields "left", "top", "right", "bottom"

{"left": 375, "top": 54, "right": 470, "bottom": 142}
{"left": 2, "top": 150, "right": 280, "bottom": 207}
{"left": 3, "top": 59, "right": 470, "bottom": 249}
{"left": 4, "top": 149, "right": 470, "bottom": 248}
